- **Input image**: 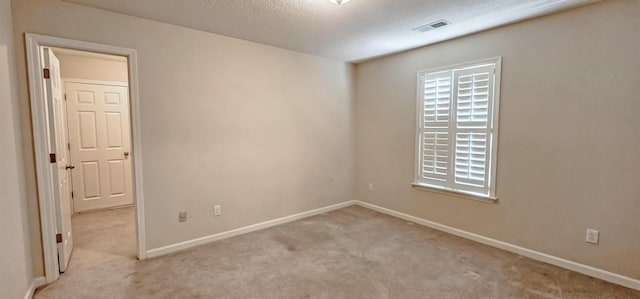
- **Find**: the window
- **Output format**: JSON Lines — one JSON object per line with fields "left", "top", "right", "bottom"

{"left": 414, "top": 57, "right": 501, "bottom": 199}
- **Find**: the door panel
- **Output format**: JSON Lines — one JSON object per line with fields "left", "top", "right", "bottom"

{"left": 78, "top": 112, "right": 98, "bottom": 149}
{"left": 104, "top": 92, "right": 121, "bottom": 105}
{"left": 76, "top": 90, "right": 95, "bottom": 104}
{"left": 66, "top": 81, "right": 133, "bottom": 212}
{"left": 81, "top": 161, "right": 101, "bottom": 199}
{"left": 105, "top": 112, "right": 123, "bottom": 148}
{"left": 108, "top": 159, "right": 126, "bottom": 195}
{"left": 43, "top": 47, "right": 73, "bottom": 272}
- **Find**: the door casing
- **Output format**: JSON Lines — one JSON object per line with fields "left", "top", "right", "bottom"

{"left": 25, "top": 33, "right": 147, "bottom": 284}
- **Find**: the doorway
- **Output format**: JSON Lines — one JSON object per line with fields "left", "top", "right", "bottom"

{"left": 54, "top": 47, "right": 136, "bottom": 273}
{"left": 55, "top": 48, "right": 134, "bottom": 213}
{"left": 25, "top": 34, "right": 146, "bottom": 284}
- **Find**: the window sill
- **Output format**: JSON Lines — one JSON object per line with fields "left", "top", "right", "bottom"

{"left": 411, "top": 183, "right": 498, "bottom": 204}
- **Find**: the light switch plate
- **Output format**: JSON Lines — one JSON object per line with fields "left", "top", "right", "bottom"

{"left": 586, "top": 229, "right": 599, "bottom": 244}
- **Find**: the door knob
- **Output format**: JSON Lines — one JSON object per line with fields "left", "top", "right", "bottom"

{"left": 124, "top": 152, "right": 130, "bottom": 157}
{"left": 65, "top": 165, "right": 75, "bottom": 170}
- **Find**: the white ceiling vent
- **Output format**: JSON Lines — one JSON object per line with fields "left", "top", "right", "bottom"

{"left": 413, "top": 20, "right": 451, "bottom": 33}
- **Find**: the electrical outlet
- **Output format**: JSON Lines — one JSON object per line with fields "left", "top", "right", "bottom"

{"left": 214, "top": 205, "right": 222, "bottom": 216}
{"left": 586, "top": 229, "right": 599, "bottom": 244}
{"left": 368, "top": 182, "right": 373, "bottom": 192}
{"left": 178, "top": 211, "right": 187, "bottom": 223}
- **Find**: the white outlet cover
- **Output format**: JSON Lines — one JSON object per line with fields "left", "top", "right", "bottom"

{"left": 586, "top": 229, "right": 599, "bottom": 244}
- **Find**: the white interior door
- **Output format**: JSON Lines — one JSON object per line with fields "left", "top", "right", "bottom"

{"left": 65, "top": 81, "right": 133, "bottom": 212}
{"left": 43, "top": 48, "right": 74, "bottom": 272}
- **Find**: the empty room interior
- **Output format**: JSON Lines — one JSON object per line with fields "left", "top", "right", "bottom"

{"left": 1, "top": 0, "right": 639, "bottom": 298}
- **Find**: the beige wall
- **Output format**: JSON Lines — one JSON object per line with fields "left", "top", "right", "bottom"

{"left": 1, "top": 0, "right": 34, "bottom": 296}
{"left": 355, "top": 0, "right": 640, "bottom": 279}
{"left": 56, "top": 52, "right": 128, "bottom": 82}
{"left": 12, "top": 0, "right": 355, "bottom": 273}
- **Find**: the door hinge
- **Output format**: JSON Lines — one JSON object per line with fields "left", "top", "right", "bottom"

{"left": 67, "top": 142, "right": 71, "bottom": 151}
{"left": 49, "top": 153, "right": 56, "bottom": 163}
{"left": 56, "top": 233, "right": 62, "bottom": 243}
{"left": 43, "top": 68, "right": 50, "bottom": 79}
{"left": 64, "top": 93, "right": 67, "bottom": 101}
{"left": 71, "top": 191, "right": 74, "bottom": 199}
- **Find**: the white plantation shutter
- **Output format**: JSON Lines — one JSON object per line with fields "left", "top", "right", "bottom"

{"left": 454, "top": 67, "right": 492, "bottom": 128}
{"left": 420, "top": 71, "right": 452, "bottom": 184}
{"left": 423, "top": 71, "right": 452, "bottom": 125}
{"left": 454, "top": 132, "right": 489, "bottom": 188}
{"left": 416, "top": 59, "right": 500, "bottom": 198}
{"left": 452, "top": 65, "right": 495, "bottom": 195}
{"left": 422, "top": 131, "right": 449, "bottom": 180}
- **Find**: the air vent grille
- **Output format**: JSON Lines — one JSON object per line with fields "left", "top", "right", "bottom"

{"left": 413, "top": 19, "right": 451, "bottom": 32}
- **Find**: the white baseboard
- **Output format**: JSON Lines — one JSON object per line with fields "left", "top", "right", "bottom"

{"left": 24, "top": 276, "right": 46, "bottom": 299}
{"left": 147, "top": 200, "right": 356, "bottom": 258}
{"left": 355, "top": 200, "right": 640, "bottom": 291}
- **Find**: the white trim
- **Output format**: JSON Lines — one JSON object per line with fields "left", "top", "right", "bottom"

{"left": 416, "top": 57, "right": 503, "bottom": 78}
{"left": 147, "top": 201, "right": 356, "bottom": 258}
{"left": 411, "top": 183, "right": 497, "bottom": 203}
{"left": 128, "top": 41, "right": 147, "bottom": 260}
{"left": 488, "top": 58, "right": 502, "bottom": 198}
{"left": 23, "top": 276, "right": 46, "bottom": 299}
{"left": 25, "top": 33, "right": 147, "bottom": 285}
{"left": 355, "top": 200, "right": 640, "bottom": 291}
{"left": 25, "top": 34, "right": 58, "bottom": 284}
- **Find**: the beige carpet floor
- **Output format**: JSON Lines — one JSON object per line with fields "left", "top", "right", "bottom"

{"left": 35, "top": 205, "right": 639, "bottom": 299}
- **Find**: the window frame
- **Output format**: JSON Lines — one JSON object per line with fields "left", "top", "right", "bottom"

{"left": 413, "top": 57, "right": 502, "bottom": 200}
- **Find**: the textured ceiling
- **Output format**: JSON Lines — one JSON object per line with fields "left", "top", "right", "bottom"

{"left": 65, "top": 0, "right": 598, "bottom": 62}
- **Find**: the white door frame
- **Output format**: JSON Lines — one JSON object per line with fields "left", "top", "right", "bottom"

{"left": 25, "top": 33, "right": 147, "bottom": 284}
